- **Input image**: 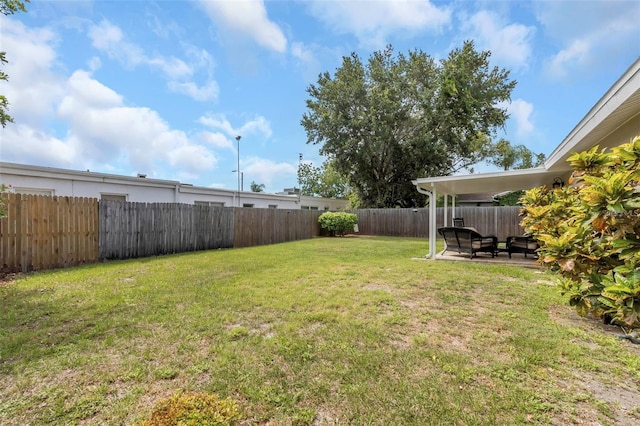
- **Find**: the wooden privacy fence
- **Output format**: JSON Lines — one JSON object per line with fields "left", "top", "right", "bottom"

{"left": 449, "top": 206, "right": 524, "bottom": 242}
{"left": 99, "top": 200, "right": 235, "bottom": 259}
{"left": 99, "top": 202, "right": 322, "bottom": 257}
{"left": 351, "top": 206, "right": 524, "bottom": 242}
{"left": 0, "top": 194, "right": 527, "bottom": 274}
{"left": 0, "top": 193, "right": 98, "bottom": 273}
{"left": 233, "top": 208, "right": 322, "bottom": 248}
{"left": 351, "top": 209, "right": 433, "bottom": 238}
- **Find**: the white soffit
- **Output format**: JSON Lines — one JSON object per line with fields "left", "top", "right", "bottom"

{"left": 412, "top": 168, "right": 563, "bottom": 195}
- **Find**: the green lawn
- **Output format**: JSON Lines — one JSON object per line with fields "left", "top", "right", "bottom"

{"left": 1, "top": 237, "right": 639, "bottom": 425}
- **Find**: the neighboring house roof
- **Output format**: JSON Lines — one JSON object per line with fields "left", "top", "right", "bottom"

{"left": 413, "top": 57, "right": 640, "bottom": 196}
{"left": 0, "top": 161, "right": 348, "bottom": 210}
{"left": 457, "top": 191, "right": 524, "bottom": 205}
{"left": 457, "top": 193, "right": 498, "bottom": 205}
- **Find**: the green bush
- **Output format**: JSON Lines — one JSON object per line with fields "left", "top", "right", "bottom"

{"left": 318, "top": 212, "right": 358, "bottom": 237}
{"left": 136, "top": 391, "right": 243, "bottom": 426}
{"left": 520, "top": 136, "right": 640, "bottom": 327}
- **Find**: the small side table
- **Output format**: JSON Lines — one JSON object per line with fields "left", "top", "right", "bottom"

{"left": 495, "top": 241, "right": 509, "bottom": 256}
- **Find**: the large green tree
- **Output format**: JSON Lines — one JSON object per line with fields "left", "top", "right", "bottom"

{"left": 490, "top": 138, "right": 546, "bottom": 171}
{"left": 1, "top": 0, "right": 28, "bottom": 128}
{"left": 297, "top": 160, "right": 349, "bottom": 199}
{"left": 301, "top": 41, "right": 516, "bottom": 207}
{"left": 489, "top": 139, "right": 546, "bottom": 206}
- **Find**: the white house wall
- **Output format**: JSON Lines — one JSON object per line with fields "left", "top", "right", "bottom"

{"left": 0, "top": 162, "right": 348, "bottom": 210}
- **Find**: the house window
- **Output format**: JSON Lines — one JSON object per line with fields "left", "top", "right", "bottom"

{"left": 195, "top": 201, "right": 225, "bottom": 207}
{"left": 101, "top": 193, "right": 127, "bottom": 202}
{"left": 301, "top": 205, "right": 319, "bottom": 210}
{"left": 242, "top": 203, "right": 254, "bottom": 208}
{"left": 13, "top": 187, "right": 54, "bottom": 196}
{"left": 268, "top": 204, "right": 278, "bottom": 209}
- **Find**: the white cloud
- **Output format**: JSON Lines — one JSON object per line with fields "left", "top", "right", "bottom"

{"left": 199, "top": 114, "right": 236, "bottom": 136}
{"left": 146, "top": 12, "right": 183, "bottom": 40}
{"left": 461, "top": 10, "right": 534, "bottom": 70}
{"left": 291, "top": 41, "right": 315, "bottom": 64}
{"left": 168, "top": 144, "right": 218, "bottom": 171}
{"left": 239, "top": 116, "right": 273, "bottom": 139}
{"left": 87, "top": 56, "right": 102, "bottom": 71}
{"left": 168, "top": 80, "right": 219, "bottom": 102}
{"left": 0, "top": 16, "right": 64, "bottom": 127}
{"left": 148, "top": 56, "right": 193, "bottom": 80}
{"left": 54, "top": 72, "right": 219, "bottom": 174}
{"left": 199, "top": 114, "right": 273, "bottom": 140}
{"left": 196, "top": 0, "right": 287, "bottom": 53}
{"left": 534, "top": 1, "right": 640, "bottom": 79}
{"left": 242, "top": 157, "right": 296, "bottom": 188}
{"left": 88, "top": 18, "right": 123, "bottom": 49}
{"left": 290, "top": 42, "right": 346, "bottom": 83}
{"left": 200, "top": 131, "right": 235, "bottom": 151}
{"left": 546, "top": 40, "right": 590, "bottom": 80}
{"left": 88, "top": 20, "right": 149, "bottom": 70}
{"left": 0, "top": 33, "right": 219, "bottom": 178}
{"left": 308, "top": 0, "right": 451, "bottom": 47}
{"left": 0, "top": 125, "right": 78, "bottom": 168}
{"left": 64, "top": 69, "right": 123, "bottom": 107}
{"left": 87, "top": 19, "right": 218, "bottom": 101}
{"left": 498, "top": 99, "right": 534, "bottom": 136}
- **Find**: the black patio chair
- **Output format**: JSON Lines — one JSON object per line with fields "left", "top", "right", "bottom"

{"left": 452, "top": 217, "right": 465, "bottom": 227}
{"left": 438, "top": 227, "right": 497, "bottom": 259}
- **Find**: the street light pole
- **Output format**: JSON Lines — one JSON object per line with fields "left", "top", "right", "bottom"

{"left": 235, "top": 135, "right": 241, "bottom": 207}
{"left": 298, "top": 153, "right": 302, "bottom": 202}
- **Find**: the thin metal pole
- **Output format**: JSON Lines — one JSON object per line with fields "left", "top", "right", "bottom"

{"left": 298, "top": 153, "right": 302, "bottom": 202}
{"left": 236, "top": 135, "right": 241, "bottom": 207}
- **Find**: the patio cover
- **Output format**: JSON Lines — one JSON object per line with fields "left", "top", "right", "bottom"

{"left": 414, "top": 57, "right": 640, "bottom": 259}
{"left": 413, "top": 167, "right": 562, "bottom": 196}
{"left": 412, "top": 168, "right": 567, "bottom": 259}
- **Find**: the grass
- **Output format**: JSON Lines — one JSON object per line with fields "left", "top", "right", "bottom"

{"left": 1, "top": 236, "right": 639, "bottom": 425}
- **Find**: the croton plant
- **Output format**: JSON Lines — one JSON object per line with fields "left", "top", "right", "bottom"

{"left": 520, "top": 136, "right": 640, "bottom": 327}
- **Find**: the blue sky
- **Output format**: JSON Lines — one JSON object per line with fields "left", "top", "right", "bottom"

{"left": 1, "top": 0, "right": 639, "bottom": 193}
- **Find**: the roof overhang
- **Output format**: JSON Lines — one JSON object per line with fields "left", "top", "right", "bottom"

{"left": 412, "top": 167, "right": 565, "bottom": 195}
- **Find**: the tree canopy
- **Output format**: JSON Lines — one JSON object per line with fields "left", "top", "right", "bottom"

{"left": 297, "top": 160, "right": 349, "bottom": 199}
{"left": 1, "top": 0, "right": 28, "bottom": 128}
{"left": 490, "top": 139, "right": 546, "bottom": 171}
{"left": 250, "top": 181, "right": 265, "bottom": 192}
{"left": 0, "top": 0, "right": 26, "bottom": 15}
{"left": 301, "top": 41, "right": 516, "bottom": 208}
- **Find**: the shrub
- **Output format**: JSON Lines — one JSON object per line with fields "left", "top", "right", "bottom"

{"left": 318, "top": 212, "right": 357, "bottom": 237}
{"left": 137, "top": 391, "right": 243, "bottom": 426}
{"left": 520, "top": 136, "right": 640, "bottom": 327}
